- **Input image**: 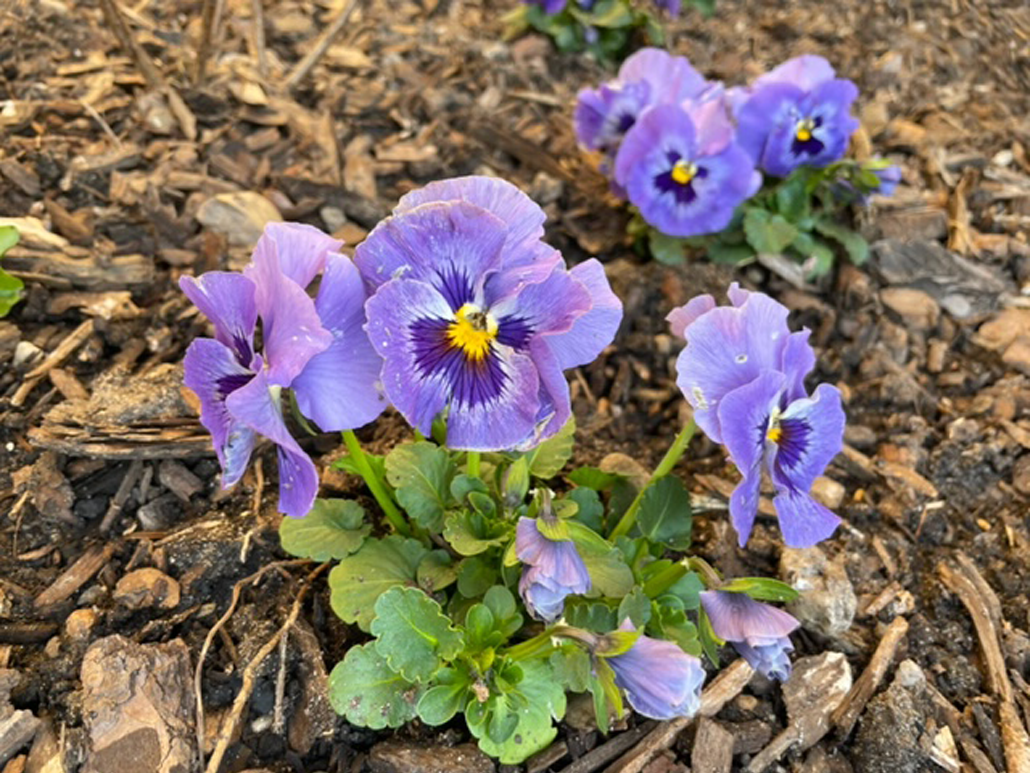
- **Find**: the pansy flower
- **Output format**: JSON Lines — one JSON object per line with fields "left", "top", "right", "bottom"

{"left": 181, "top": 223, "right": 386, "bottom": 517}
{"left": 669, "top": 284, "right": 845, "bottom": 547}
{"left": 574, "top": 47, "right": 708, "bottom": 155}
{"left": 700, "top": 590, "right": 799, "bottom": 681}
{"left": 516, "top": 516, "right": 591, "bottom": 622}
{"left": 601, "top": 621, "right": 705, "bottom": 720}
{"left": 735, "top": 55, "right": 860, "bottom": 177}
{"left": 613, "top": 96, "right": 761, "bottom": 238}
{"left": 524, "top": 0, "right": 566, "bottom": 14}
{"left": 355, "top": 176, "right": 622, "bottom": 451}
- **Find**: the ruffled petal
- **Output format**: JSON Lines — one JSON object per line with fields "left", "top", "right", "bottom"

{"left": 225, "top": 367, "right": 319, "bottom": 518}
{"left": 249, "top": 221, "right": 342, "bottom": 290}
{"left": 291, "top": 254, "right": 387, "bottom": 431}
{"left": 667, "top": 294, "right": 716, "bottom": 340}
{"left": 525, "top": 337, "right": 572, "bottom": 446}
{"left": 245, "top": 236, "right": 333, "bottom": 386}
{"left": 607, "top": 628, "right": 705, "bottom": 720}
{"left": 182, "top": 338, "right": 256, "bottom": 488}
{"left": 543, "top": 260, "right": 623, "bottom": 370}
{"left": 179, "top": 272, "right": 257, "bottom": 367}
{"left": 770, "top": 383, "right": 845, "bottom": 492}
{"left": 394, "top": 176, "right": 547, "bottom": 270}
{"left": 354, "top": 201, "right": 508, "bottom": 308}
{"left": 491, "top": 261, "right": 592, "bottom": 340}
{"left": 617, "top": 48, "right": 708, "bottom": 104}
{"left": 733, "top": 82, "right": 805, "bottom": 171}
{"left": 677, "top": 294, "right": 792, "bottom": 443}
{"left": 754, "top": 54, "right": 836, "bottom": 91}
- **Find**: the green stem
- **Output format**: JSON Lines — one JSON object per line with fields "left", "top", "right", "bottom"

{"left": 609, "top": 417, "right": 697, "bottom": 540}
{"left": 686, "top": 556, "right": 723, "bottom": 589}
{"left": 467, "top": 451, "right": 481, "bottom": 479}
{"left": 341, "top": 430, "right": 410, "bottom": 536}
{"left": 642, "top": 560, "right": 688, "bottom": 598}
{"left": 503, "top": 625, "right": 593, "bottom": 661}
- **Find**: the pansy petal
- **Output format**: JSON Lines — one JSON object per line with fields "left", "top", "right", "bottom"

{"left": 354, "top": 201, "right": 508, "bottom": 308}
{"left": 526, "top": 337, "right": 572, "bottom": 446}
{"left": 772, "top": 489, "right": 841, "bottom": 548}
{"left": 543, "top": 260, "right": 623, "bottom": 370}
{"left": 493, "top": 262, "right": 592, "bottom": 340}
{"left": 395, "top": 176, "right": 547, "bottom": 268}
{"left": 291, "top": 254, "right": 387, "bottom": 431}
{"left": 245, "top": 238, "right": 333, "bottom": 386}
{"left": 179, "top": 273, "right": 257, "bottom": 366}
{"left": 618, "top": 48, "right": 707, "bottom": 103}
{"left": 780, "top": 330, "right": 816, "bottom": 402}
{"left": 225, "top": 368, "right": 319, "bottom": 518}
{"left": 608, "top": 631, "right": 705, "bottom": 720}
{"left": 700, "top": 590, "right": 800, "bottom": 643}
{"left": 182, "top": 338, "right": 256, "bottom": 487}
{"left": 734, "top": 82, "right": 805, "bottom": 170}
{"left": 755, "top": 54, "right": 836, "bottom": 91}
{"left": 718, "top": 371, "right": 785, "bottom": 545}
{"left": 770, "top": 383, "right": 845, "bottom": 492}
{"left": 678, "top": 295, "right": 792, "bottom": 442}
{"left": 667, "top": 295, "right": 715, "bottom": 340}
{"left": 364, "top": 278, "right": 455, "bottom": 435}
{"left": 250, "top": 221, "right": 342, "bottom": 290}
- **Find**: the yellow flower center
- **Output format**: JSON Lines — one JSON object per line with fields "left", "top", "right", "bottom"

{"left": 447, "top": 303, "right": 498, "bottom": 362}
{"left": 795, "top": 118, "right": 816, "bottom": 143}
{"left": 670, "top": 160, "right": 697, "bottom": 186}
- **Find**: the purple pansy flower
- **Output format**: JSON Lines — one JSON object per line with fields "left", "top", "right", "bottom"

{"left": 669, "top": 284, "right": 845, "bottom": 547}
{"left": 181, "top": 223, "right": 386, "bottom": 518}
{"left": 735, "top": 55, "right": 860, "bottom": 178}
{"left": 700, "top": 590, "right": 800, "bottom": 681}
{"left": 355, "top": 176, "right": 622, "bottom": 451}
{"left": 613, "top": 96, "right": 761, "bottom": 238}
{"left": 516, "top": 516, "right": 591, "bottom": 622}
{"left": 870, "top": 163, "right": 902, "bottom": 197}
{"left": 524, "top": 0, "right": 566, "bottom": 14}
{"left": 574, "top": 48, "right": 708, "bottom": 154}
{"left": 603, "top": 621, "right": 705, "bottom": 720}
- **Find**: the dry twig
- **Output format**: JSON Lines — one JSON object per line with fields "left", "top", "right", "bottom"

{"left": 98, "top": 0, "right": 164, "bottom": 89}
{"left": 831, "top": 615, "right": 909, "bottom": 737}
{"left": 284, "top": 0, "right": 360, "bottom": 91}
{"left": 12, "top": 319, "right": 95, "bottom": 407}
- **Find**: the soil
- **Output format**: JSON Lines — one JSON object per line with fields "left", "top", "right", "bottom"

{"left": 1, "top": 0, "right": 1029, "bottom": 772}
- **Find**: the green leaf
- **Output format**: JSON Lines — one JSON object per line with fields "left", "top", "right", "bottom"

{"left": 649, "top": 603, "right": 701, "bottom": 657}
{"left": 385, "top": 442, "right": 454, "bottom": 531}
{"left": 0, "top": 225, "right": 23, "bottom": 318}
{"left": 333, "top": 450, "right": 386, "bottom": 481}
{"left": 534, "top": 516, "right": 571, "bottom": 541}
{"left": 790, "top": 231, "right": 836, "bottom": 277}
{"left": 450, "top": 473, "right": 489, "bottom": 503}
{"left": 371, "top": 586, "right": 464, "bottom": 682}
{"left": 719, "top": 577, "right": 799, "bottom": 602}
{"left": 774, "top": 174, "right": 812, "bottom": 222}
{"left": 664, "top": 570, "right": 704, "bottom": 611}
{"left": 566, "top": 488, "right": 605, "bottom": 533}
{"left": 278, "top": 499, "right": 370, "bottom": 560}
{"left": 468, "top": 660, "right": 567, "bottom": 764}
{"left": 706, "top": 241, "right": 756, "bottom": 266}
{"left": 444, "top": 510, "right": 509, "bottom": 556}
{"left": 328, "top": 536, "right": 428, "bottom": 632}
{"left": 698, "top": 606, "right": 723, "bottom": 667}
{"left": 549, "top": 645, "right": 592, "bottom": 693}
{"left": 567, "top": 467, "right": 620, "bottom": 491}
{"left": 565, "top": 600, "right": 618, "bottom": 633}
{"left": 572, "top": 0, "right": 634, "bottom": 27}
{"left": 617, "top": 586, "right": 652, "bottom": 628}
{"left": 417, "top": 549, "right": 457, "bottom": 592}
{"left": 648, "top": 230, "right": 687, "bottom": 265}
{"left": 328, "top": 643, "right": 423, "bottom": 729}
{"left": 457, "top": 555, "right": 498, "bottom": 598}
{"left": 504, "top": 456, "right": 531, "bottom": 506}
{"left": 523, "top": 418, "right": 576, "bottom": 479}
{"left": 483, "top": 585, "right": 523, "bottom": 641}
{"left": 418, "top": 668, "right": 471, "bottom": 725}
{"left": 567, "top": 521, "right": 634, "bottom": 597}
{"left": 743, "top": 208, "right": 799, "bottom": 254}
{"left": 591, "top": 658, "right": 623, "bottom": 730}
{"left": 814, "top": 219, "right": 869, "bottom": 265}
{"left": 635, "top": 476, "right": 693, "bottom": 550}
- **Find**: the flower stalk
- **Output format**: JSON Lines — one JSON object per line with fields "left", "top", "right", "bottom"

{"left": 341, "top": 430, "right": 409, "bottom": 536}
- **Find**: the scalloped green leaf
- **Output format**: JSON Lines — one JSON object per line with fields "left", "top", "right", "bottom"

{"left": 328, "top": 643, "right": 423, "bottom": 729}
{"left": 278, "top": 499, "right": 369, "bottom": 560}
{"left": 328, "top": 536, "right": 428, "bottom": 632}
{"left": 385, "top": 442, "right": 454, "bottom": 531}
{"left": 371, "top": 586, "right": 464, "bottom": 682}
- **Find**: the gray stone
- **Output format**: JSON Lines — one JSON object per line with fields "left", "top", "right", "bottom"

{"left": 368, "top": 741, "right": 495, "bottom": 773}
{"left": 780, "top": 547, "right": 857, "bottom": 638}
{"left": 81, "top": 635, "right": 196, "bottom": 773}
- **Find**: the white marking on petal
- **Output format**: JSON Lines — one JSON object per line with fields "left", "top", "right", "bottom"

{"left": 692, "top": 386, "right": 708, "bottom": 409}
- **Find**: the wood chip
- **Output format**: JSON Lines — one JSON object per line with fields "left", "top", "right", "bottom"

{"left": 832, "top": 616, "right": 910, "bottom": 738}
{"left": 34, "top": 543, "right": 116, "bottom": 609}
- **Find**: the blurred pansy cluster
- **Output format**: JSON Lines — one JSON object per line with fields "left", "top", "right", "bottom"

{"left": 505, "top": 0, "right": 713, "bottom": 63}
{"left": 576, "top": 49, "right": 901, "bottom": 273}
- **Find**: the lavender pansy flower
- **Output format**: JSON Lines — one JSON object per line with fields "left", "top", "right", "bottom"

{"left": 870, "top": 163, "right": 902, "bottom": 197}
{"left": 574, "top": 48, "right": 708, "bottom": 154}
{"left": 735, "top": 55, "right": 860, "bottom": 177}
{"left": 613, "top": 98, "right": 760, "bottom": 238}
{"left": 181, "top": 223, "right": 385, "bottom": 518}
{"left": 516, "top": 516, "right": 591, "bottom": 622}
{"left": 670, "top": 285, "right": 845, "bottom": 547}
{"left": 700, "top": 590, "right": 800, "bottom": 681}
{"left": 524, "top": 0, "right": 566, "bottom": 14}
{"left": 603, "top": 621, "right": 705, "bottom": 720}
{"left": 356, "top": 176, "right": 622, "bottom": 451}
